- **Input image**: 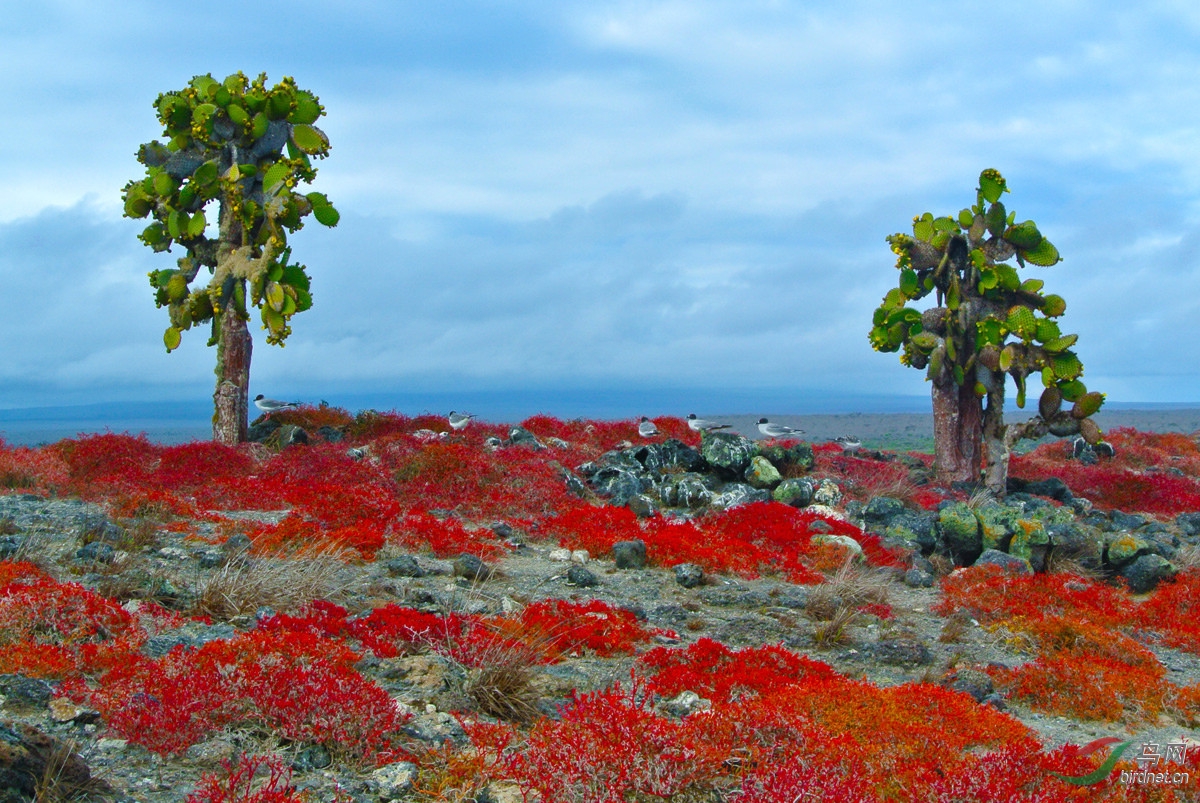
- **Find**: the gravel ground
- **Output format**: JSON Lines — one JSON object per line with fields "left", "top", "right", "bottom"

{"left": 2, "top": 491, "right": 1198, "bottom": 801}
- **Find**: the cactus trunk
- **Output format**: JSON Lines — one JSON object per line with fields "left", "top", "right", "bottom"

{"left": 931, "top": 375, "right": 983, "bottom": 485}
{"left": 213, "top": 306, "right": 251, "bottom": 445}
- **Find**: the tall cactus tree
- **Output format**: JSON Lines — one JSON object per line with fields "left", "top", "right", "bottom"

{"left": 122, "top": 72, "right": 338, "bottom": 444}
{"left": 870, "top": 169, "right": 1104, "bottom": 494}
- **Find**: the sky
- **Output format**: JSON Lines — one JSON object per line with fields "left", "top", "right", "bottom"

{"left": 2, "top": 0, "right": 1200, "bottom": 425}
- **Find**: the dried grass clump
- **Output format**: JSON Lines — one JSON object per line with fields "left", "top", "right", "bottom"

{"left": 189, "top": 544, "right": 362, "bottom": 621}
{"left": 805, "top": 559, "right": 891, "bottom": 622}
{"left": 463, "top": 646, "right": 545, "bottom": 724}
{"left": 812, "top": 605, "right": 860, "bottom": 649}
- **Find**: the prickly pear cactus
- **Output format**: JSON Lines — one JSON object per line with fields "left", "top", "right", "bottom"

{"left": 870, "top": 169, "right": 1105, "bottom": 492}
{"left": 123, "top": 72, "right": 338, "bottom": 350}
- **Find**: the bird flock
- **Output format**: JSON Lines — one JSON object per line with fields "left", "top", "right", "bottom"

{"left": 253, "top": 396, "right": 862, "bottom": 447}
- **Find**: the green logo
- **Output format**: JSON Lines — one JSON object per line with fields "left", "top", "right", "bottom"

{"left": 1052, "top": 737, "right": 1132, "bottom": 786}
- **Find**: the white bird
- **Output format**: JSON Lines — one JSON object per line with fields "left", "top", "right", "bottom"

{"left": 687, "top": 413, "right": 732, "bottom": 432}
{"left": 638, "top": 417, "right": 660, "bottom": 438}
{"left": 254, "top": 394, "right": 300, "bottom": 414}
{"left": 757, "top": 418, "right": 804, "bottom": 439}
{"left": 448, "top": 411, "right": 474, "bottom": 430}
{"left": 834, "top": 435, "right": 863, "bottom": 454}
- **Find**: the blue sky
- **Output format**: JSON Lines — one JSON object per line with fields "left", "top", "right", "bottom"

{"left": 2, "top": 1, "right": 1199, "bottom": 422}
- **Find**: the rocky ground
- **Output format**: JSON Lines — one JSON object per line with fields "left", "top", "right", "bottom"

{"left": 2, "top": 486, "right": 1199, "bottom": 802}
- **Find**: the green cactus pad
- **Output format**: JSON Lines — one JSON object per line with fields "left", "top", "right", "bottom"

{"left": 979, "top": 170, "right": 1007, "bottom": 203}
{"left": 1071, "top": 391, "right": 1105, "bottom": 419}
{"left": 1021, "top": 238, "right": 1060, "bottom": 266}
{"left": 1039, "top": 386, "right": 1062, "bottom": 419}
{"left": 1079, "top": 417, "right": 1102, "bottom": 445}
{"left": 1004, "top": 221, "right": 1043, "bottom": 249}
{"left": 290, "top": 124, "right": 329, "bottom": 154}
{"left": 1041, "top": 333, "right": 1078, "bottom": 353}
{"left": 1058, "top": 379, "right": 1087, "bottom": 402}
{"left": 1050, "top": 352, "right": 1083, "bottom": 381}
{"left": 1005, "top": 305, "right": 1037, "bottom": 339}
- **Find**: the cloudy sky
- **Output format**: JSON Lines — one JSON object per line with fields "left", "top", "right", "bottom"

{"left": 2, "top": 0, "right": 1199, "bottom": 424}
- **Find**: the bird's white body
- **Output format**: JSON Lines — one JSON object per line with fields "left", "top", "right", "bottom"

{"left": 254, "top": 395, "right": 300, "bottom": 413}
{"left": 687, "top": 413, "right": 731, "bottom": 432}
{"left": 756, "top": 418, "right": 803, "bottom": 439}
{"left": 448, "top": 411, "right": 474, "bottom": 430}
{"left": 835, "top": 435, "right": 862, "bottom": 453}
{"left": 638, "top": 417, "right": 659, "bottom": 438}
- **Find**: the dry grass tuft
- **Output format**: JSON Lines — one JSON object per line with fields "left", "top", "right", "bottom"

{"left": 189, "top": 543, "right": 362, "bottom": 621}
{"left": 805, "top": 559, "right": 891, "bottom": 621}
{"left": 938, "top": 611, "right": 973, "bottom": 644}
{"left": 1044, "top": 550, "right": 1107, "bottom": 581}
{"left": 927, "top": 553, "right": 955, "bottom": 577}
{"left": 812, "top": 605, "right": 860, "bottom": 649}
{"left": 463, "top": 645, "right": 545, "bottom": 724}
{"left": 1171, "top": 544, "right": 1200, "bottom": 571}
{"left": 32, "top": 735, "right": 114, "bottom": 802}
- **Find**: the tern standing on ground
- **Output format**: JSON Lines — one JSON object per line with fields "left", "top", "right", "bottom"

{"left": 756, "top": 418, "right": 804, "bottom": 439}
{"left": 687, "top": 414, "right": 732, "bottom": 432}
{"left": 448, "top": 411, "right": 474, "bottom": 431}
{"left": 638, "top": 417, "right": 660, "bottom": 438}
{"left": 254, "top": 395, "right": 300, "bottom": 414}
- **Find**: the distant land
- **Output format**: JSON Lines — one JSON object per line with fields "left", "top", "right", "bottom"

{"left": 2, "top": 392, "right": 1198, "bottom": 450}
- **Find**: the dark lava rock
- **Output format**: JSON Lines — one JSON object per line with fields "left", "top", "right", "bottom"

{"left": 699, "top": 431, "right": 756, "bottom": 480}
{"left": 863, "top": 496, "right": 907, "bottom": 524}
{"left": 385, "top": 555, "right": 426, "bottom": 578}
{"left": 772, "top": 478, "right": 816, "bottom": 508}
{"left": 1120, "top": 553, "right": 1177, "bottom": 594}
{"left": 870, "top": 638, "right": 934, "bottom": 667}
{"left": 453, "top": 554, "right": 491, "bottom": 582}
{"left": 904, "top": 567, "right": 935, "bottom": 588}
{"left": 974, "top": 548, "right": 1033, "bottom": 575}
{"left": 75, "top": 541, "right": 115, "bottom": 564}
{"left": 948, "top": 669, "right": 995, "bottom": 703}
{"left": 0, "top": 720, "right": 110, "bottom": 801}
{"left": 673, "top": 563, "right": 704, "bottom": 589}
{"left": 0, "top": 676, "right": 53, "bottom": 714}
{"left": 1006, "top": 476, "right": 1074, "bottom": 503}
{"left": 612, "top": 540, "right": 647, "bottom": 569}
{"left": 627, "top": 494, "right": 659, "bottom": 518}
{"left": 566, "top": 564, "right": 599, "bottom": 587}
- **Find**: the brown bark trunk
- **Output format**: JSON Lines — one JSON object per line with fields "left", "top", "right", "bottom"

{"left": 981, "top": 386, "right": 1007, "bottom": 497}
{"left": 931, "top": 376, "right": 983, "bottom": 486}
{"left": 212, "top": 305, "right": 252, "bottom": 445}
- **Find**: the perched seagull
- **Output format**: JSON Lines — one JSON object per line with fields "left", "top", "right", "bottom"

{"left": 448, "top": 411, "right": 474, "bottom": 431}
{"left": 834, "top": 435, "right": 863, "bottom": 454}
{"left": 687, "top": 413, "right": 732, "bottom": 432}
{"left": 638, "top": 417, "right": 660, "bottom": 438}
{"left": 254, "top": 395, "right": 300, "bottom": 414}
{"left": 757, "top": 418, "right": 804, "bottom": 439}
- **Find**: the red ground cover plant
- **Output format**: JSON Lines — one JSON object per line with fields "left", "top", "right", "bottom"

{"left": 934, "top": 564, "right": 1134, "bottom": 629}
{"left": 504, "top": 679, "right": 721, "bottom": 803}
{"left": 1132, "top": 568, "right": 1200, "bottom": 653}
{"left": 1010, "top": 428, "right": 1200, "bottom": 514}
{"left": 0, "top": 439, "right": 70, "bottom": 493}
{"left": 639, "top": 638, "right": 838, "bottom": 703}
{"left": 937, "top": 565, "right": 1200, "bottom": 724}
{"left": 0, "top": 575, "right": 143, "bottom": 678}
{"left": 64, "top": 628, "right": 410, "bottom": 762}
{"left": 186, "top": 753, "right": 308, "bottom": 803}
{"left": 390, "top": 510, "right": 506, "bottom": 560}
{"left": 260, "top": 597, "right": 667, "bottom": 666}
{"left": 512, "top": 598, "right": 673, "bottom": 659}
{"left": 50, "top": 433, "right": 161, "bottom": 499}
